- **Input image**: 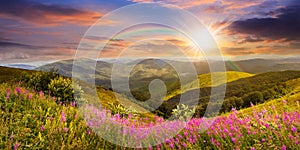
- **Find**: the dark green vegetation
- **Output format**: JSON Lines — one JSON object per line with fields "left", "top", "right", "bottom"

{"left": 19, "top": 69, "right": 84, "bottom": 105}
{"left": 158, "top": 70, "right": 300, "bottom": 118}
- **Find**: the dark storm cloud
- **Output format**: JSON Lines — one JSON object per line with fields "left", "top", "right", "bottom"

{"left": 0, "top": 40, "right": 58, "bottom": 50}
{"left": 0, "top": 0, "right": 101, "bottom": 26}
{"left": 0, "top": 41, "right": 39, "bottom": 49}
{"left": 230, "top": 1, "right": 300, "bottom": 41}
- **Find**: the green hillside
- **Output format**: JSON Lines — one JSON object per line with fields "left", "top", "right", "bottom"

{"left": 238, "top": 77, "right": 300, "bottom": 116}
{"left": 164, "top": 71, "right": 254, "bottom": 100}
{"left": 159, "top": 70, "right": 300, "bottom": 118}
{"left": 1, "top": 66, "right": 300, "bottom": 149}
{"left": 0, "top": 66, "right": 34, "bottom": 83}
{"left": 0, "top": 66, "right": 154, "bottom": 118}
{"left": 198, "top": 71, "right": 254, "bottom": 87}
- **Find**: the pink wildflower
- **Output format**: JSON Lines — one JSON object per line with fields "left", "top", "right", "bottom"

{"left": 265, "top": 123, "right": 269, "bottom": 129}
{"left": 6, "top": 89, "right": 10, "bottom": 99}
{"left": 28, "top": 94, "right": 33, "bottom": 100}
{"left": 64, "top": 127, "right": 68, "bottom": 132}
{"left": 70, "top": 101, "right": 76, "bottom": 107}
{"left": 291, "top": 125, "right": 297, "bottom": 132}
{"left": 15, "top": 87, "right": 21, "bottom": 94}
{"left": 231, "top": 138, "right": 236, "bottom": 143}
{"left": 182, "top": 143, "right": 187, "bottom": 148}
{"left": 14, "top": 143, "right": 20, "bottom": 150}
{"left": 61, "top": 111, "right": 66, "bottom": 122}
{"left": 9, "top": 134, "right": 14, "bottom": 140}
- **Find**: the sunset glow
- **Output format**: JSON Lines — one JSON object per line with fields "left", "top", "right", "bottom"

{"left": 0, "top": 0, "right": 299, "bottom": 63}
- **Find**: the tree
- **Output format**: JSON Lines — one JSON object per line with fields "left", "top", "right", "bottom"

{"left": 27, "top": 69, "right": 58, "bottom": 91}
{"left": 242, "top": 91, "right": 263, "bottom": 106}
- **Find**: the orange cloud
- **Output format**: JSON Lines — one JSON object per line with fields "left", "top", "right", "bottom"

{"left": 221, "top": 0, "right": 264, "bottom": 10}
{"left": 0, "top": 0, "right": 104, "bottom": 26}
{"left": 129, "top": 0, "right": 216, "bottom": 8}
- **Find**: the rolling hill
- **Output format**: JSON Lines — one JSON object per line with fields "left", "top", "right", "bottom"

{"left": 37, "top": 58, "right": 300, "bottom": 89}
{"left": 164, "top": 71, "right": 254, "bottom": 100}
{"left": 237, "top": 77, "right": 300, "bottom": 116}
{"left": 0, "top": 66, "right": 34, "bottom": 83}
{"left": 0, "top": 66, "right": 154, "bottom": 118}
{"left": 158, "top": 70, "right": 300, "bottom": 118}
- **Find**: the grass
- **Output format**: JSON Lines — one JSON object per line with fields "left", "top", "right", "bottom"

{"left": 1, "top": 82, "right": 299, "bottom": 149}
{"left": 96, "top": 87, "right": 156, "bottom": 119}
{"left": 197, "top": 71, "right": 254, "bottom": 88}
{"left": 238, "top": 77, "right": 300, "bottom": 116}
{"left": 0, "top": 83, "right": 108, "bottom": 149}
{"left": 164, "top": 71, "right": 254, "bottom": 100}
{"left": 0, "top": 67, "right": 299, "bottom": 149}
{"left": 0, "top": 66, "right": 33, "bottom": 83}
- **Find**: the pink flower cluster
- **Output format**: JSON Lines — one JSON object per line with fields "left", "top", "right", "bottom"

{"left": 83, "top": 102, "right": 299, "bottom": 149}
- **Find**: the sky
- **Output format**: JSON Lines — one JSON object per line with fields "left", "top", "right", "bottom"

{"left": 0, "top": 0, "right": 299, "bottom": 64}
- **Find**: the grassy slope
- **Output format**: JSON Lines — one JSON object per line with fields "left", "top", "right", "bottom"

{"left": 237, "top": 77, "right": 300, "bottom": 116}
{"left": 0, "top": 66, "right": 34, "bottom": 83}
{"left": 0, "top": 66, "right": 154, "bottom": 118}
{"left": 1, "top": 67, "right": 300, "bottom": 149}
{"left": 0, "top": 83, "right": 113, "bottom": 149}
{"left": 164, "top": 71, "right": 254, "bottom": 100}
{"left": 96, "top": 87, "right": 156, "bottom": 118}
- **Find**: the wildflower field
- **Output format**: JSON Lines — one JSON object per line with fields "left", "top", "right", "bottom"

{"left": 1, "top": 82, "right": 299, "bottom": 150}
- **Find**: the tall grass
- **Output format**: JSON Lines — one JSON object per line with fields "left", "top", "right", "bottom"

{"left": 0, "top": 83, "right": 299, "bottom": 149}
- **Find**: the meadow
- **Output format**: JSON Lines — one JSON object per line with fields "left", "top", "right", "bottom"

{"left": 0, "top": 67, "right": 300, "bottom": 149}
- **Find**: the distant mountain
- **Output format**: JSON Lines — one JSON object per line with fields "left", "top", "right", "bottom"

{"left": 1, "top": 64, "right": 37, "bottom": 70}
{"left": 38, "top": 58, "right": 300, "bottom": 99}
{"left": 38, "top": 59, "right": 113, "bottom": 88}
{"left": 225, "top": 58, "right": 300, "bottom": 73}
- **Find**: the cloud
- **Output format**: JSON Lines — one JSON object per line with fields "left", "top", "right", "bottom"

{"left": 229, "top": 2, "right": 300, "bottom": 42}
{"left": 0, "top": 37, "right": 77, "bottom": 62}
{"left": 221, "top": 47, "right": 253, "bottom": 55}
{"left": 0, "top": 42, "right": 76, "bottom": 63}
{"left": 97, "top": 38, "right": 196, "bottom": 58}
{"left": 166, "top": 38, "right": 188, "bottom": 47}
{"left": 0, "top": 0, "right": 103, "bottom": 26}
{"left": 129, "top": 0, "right": 216, "bottom": 8}
{"left": 223, "top": 41, "right": 300, "bottom": 56}
{"left": 0, "top": 41, "right": 46, "bottom": 50}
{"left": 221, "top": 0, "right": 264, "bottom": 10}
{"left": 237, "top": 36, "right": 265, "bottom": 44}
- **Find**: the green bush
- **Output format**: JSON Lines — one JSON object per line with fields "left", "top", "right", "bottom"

{"left": 106, "top": 102, "right": 138, "bottom": 117}
{"left": 48, "top": 77, "right": 84, "bottom": 104}
{"left": 171, "top": 104, "right": 195, "bottom": 121}
{"left": 22, "top": 69, "right": 84, "bottom": 104}
{"left": 27, "top": 69, "right": 58, "bottom": 92}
